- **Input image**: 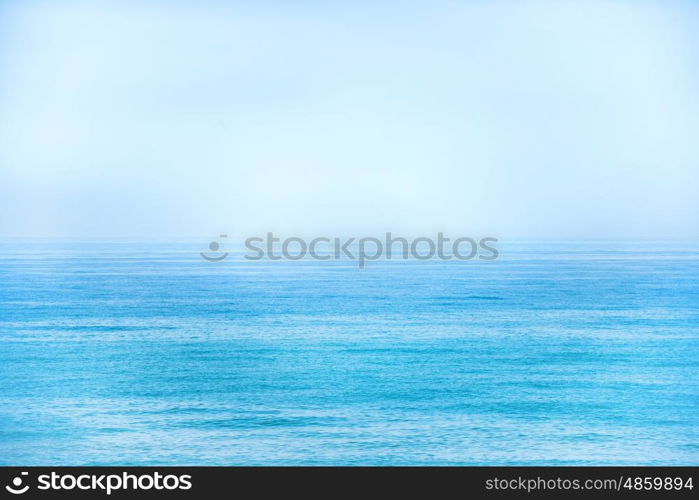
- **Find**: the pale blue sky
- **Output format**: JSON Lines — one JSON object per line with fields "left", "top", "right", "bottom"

{"left": 1, "top": 0, "right": 698, "bottom": 238}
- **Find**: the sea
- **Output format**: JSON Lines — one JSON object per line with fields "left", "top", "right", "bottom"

{"left": 0, "top": 240, "right": 697, "bottom": 465}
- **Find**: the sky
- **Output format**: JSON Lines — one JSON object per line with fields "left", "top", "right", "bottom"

{"left": 1, "top": 0, "right": 698, "bottom": 239}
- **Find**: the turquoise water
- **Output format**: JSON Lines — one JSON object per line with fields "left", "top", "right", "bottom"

{"left": 0, "top": 240, "right": 698, "bottom": 465}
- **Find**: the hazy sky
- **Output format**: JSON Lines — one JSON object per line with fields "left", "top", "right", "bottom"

{"left": 1, "top": 0, "right": 698, "bottom": 239}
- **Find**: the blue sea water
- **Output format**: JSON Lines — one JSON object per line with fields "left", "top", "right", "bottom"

{"left": 0, "top": 240, "right": 697, "bottom": 465}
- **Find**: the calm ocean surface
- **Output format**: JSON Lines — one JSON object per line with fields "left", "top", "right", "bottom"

{"left": 1, "top": 240, "right": 697, "bottom": 465}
